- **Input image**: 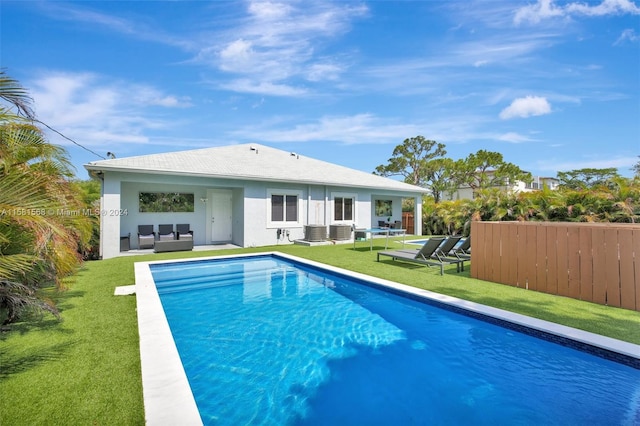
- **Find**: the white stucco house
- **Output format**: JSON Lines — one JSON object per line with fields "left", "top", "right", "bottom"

{"left": 84, "top": 143, "right": 426, "bottom": 259}
{"left": 444, "top": 173, "right": 559, "bottom": 201}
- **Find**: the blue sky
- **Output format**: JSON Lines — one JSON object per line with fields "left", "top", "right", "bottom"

{"left": 2, "top": 0, "right": 639, "bottom": 179}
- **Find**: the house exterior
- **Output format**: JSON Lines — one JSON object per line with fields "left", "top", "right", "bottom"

{"left": 84, "top": 143, "right": 426, "bottom": 259}
{"left": 444, "top": 173, "right": 559, "bottom": 200}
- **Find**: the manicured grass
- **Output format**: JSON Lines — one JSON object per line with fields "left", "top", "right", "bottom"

{"left": 2, "top": 241, "right": 639, "bottom": 424}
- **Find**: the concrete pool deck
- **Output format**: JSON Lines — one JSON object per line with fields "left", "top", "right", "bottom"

{"left": 134, "top": 252, "right": 640, "bottom": 425}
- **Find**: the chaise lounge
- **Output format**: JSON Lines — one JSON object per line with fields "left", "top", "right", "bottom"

{"left": 448, "top": 237, "right": 471, "bottom": 260}
{"left": 377, "top": 237, "right": 464, "bottom": 275}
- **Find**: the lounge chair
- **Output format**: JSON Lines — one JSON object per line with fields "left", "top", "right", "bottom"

{"left": 158, "top": 224, "right": 175, "bottom": 241}
{"left": 137, "top": 225, "right": 155, "bottom": 249}
{"left": 449, "top": 237, "right": 471, "bottom": 260}
{"left": 377, "top": 237, "right": 464, "bottom": 275}
{"left": 432, "top": 236, "right": 465, "bottom": 270}
{"left": 176, "top": 224, "right": 193, "bottom": 241}
{"left": 434, "top": 236, "right": 461, "bottom": 257}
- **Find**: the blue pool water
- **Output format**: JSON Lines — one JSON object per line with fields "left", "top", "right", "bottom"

{"left": 150, "top": 255, "right": 640, "bottom": 425}
{"left": 407, "top": 238, "right": 430, "bottom": 245}
{"left": 407, "top": 238, "right": 464, "bottom": 247}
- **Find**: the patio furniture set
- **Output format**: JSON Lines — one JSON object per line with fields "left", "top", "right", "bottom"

{"left": 137, "top": 224, "right": 194, "bottom": 252}
{"left": 377, "top": 236, "right": 471, "bottom": 275}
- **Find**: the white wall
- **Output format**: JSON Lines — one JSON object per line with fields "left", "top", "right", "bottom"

{"left": 243, "top": 181, "right": 311, "bottom": 247}
{"left": 371, "top": 195, "right": 404, "bottom": 226}
{"left": 98, "top": 170, "right": 424, "bottom": 258}
{"left": 121, "top": 181, "right": 209, "bottom": 248}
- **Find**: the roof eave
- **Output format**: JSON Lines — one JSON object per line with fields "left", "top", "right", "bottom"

{"left": 84, "top": 164, "right": 426, "bottom": 194}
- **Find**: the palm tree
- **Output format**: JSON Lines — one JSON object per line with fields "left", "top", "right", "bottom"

{"left": 0, "top": 71, "right": 91, "bottom": 324}
{"left": 608, "top": 176, "right": 640, "bottom": 223}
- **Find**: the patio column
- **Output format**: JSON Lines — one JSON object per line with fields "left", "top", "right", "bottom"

{"left": 100, "top": 174, "right": 122, "bottom": 259}
{"left": 413, "top": 195, "right": 422, "bottom": 236}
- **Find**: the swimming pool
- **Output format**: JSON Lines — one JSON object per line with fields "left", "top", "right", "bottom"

{"left": 406, "top": 238, "right": 430, "bottom": 245}
{"left": 136, "top": 253, "right": 640, "bottom": 425}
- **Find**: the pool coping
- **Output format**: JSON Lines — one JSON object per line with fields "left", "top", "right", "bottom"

{"left": 134, "top": 251, "right": 640, "bottom": 425}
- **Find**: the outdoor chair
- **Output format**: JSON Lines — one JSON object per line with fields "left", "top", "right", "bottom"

{"left": 378, "top": 220, "right": 388, "bottom": 228}
{"left": 449, "top": 237, "right": 471, "bottom": 260}
{"left": 352, "top": 224, "right": 367, "bottom": 241}
{"left": 137, "top": 225, "right": 155, "bottom": 249}
{"left": 435, "top": 236, "right": 462, "bottom": 257}
{"left": 176, "top": 224, "right": 193, "bottom": 241}
{"left": 392, "top": 220, "right": 403, "bottom": 229}
{"left": 377, "top": 237, "right": 464, "bottom": 275}
{"left": 158, "top": 224, "right": 175, "bottom": 241}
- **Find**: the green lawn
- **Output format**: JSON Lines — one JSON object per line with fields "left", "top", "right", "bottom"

{"left": 2, "top": 241, "right": 639, "bottom": 425}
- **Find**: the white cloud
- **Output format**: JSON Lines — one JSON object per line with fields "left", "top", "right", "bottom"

{"left": 28, "top": 71, "right": 190, "bottom": 148}
{"left": 39, "top": 2, "right": 194, "bottom": 50}
{"left": 538, "top": 156, "right": 636, "bottom": 173}
{"left": 514, "top": 0, "right": 564, "bottom": 25}
{"left": 218, "top": 39, "right": 256, "bottom": 73}
{"left": 306, "top": 63, "right": 343, "bottom": 82}
{"left": 198, "top": 1, "right": 368, "bottom": 94}
{"left": 614, "top": 28, "right": 640, "bottom": 45}
{"left": 498, "top": 132, "right": 536, "bottom": 143}
{"left": 514, "top": 0, "right": 640, "bottom": 25}
{"left": 131, "top": 86, "right": 192, "bottom": 108}
{"left": 499, "top": 96, "right": 552, "bottom": 119}
{"left": 229, "top": 113, "right": 422, "bottom": 145}
{"left": 565, "top": 0, "right": 640, "bottom": 16}
{"left": 226, "top": 112, "right": 501, "bottom": 147}
{"left": 220, "top": 79, "right": 308, "bottom": 96}
{"left": 247, "top": 1, "right": 292, "bottom": 21}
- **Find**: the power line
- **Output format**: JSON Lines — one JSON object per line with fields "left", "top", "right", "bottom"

{"left": 32, "top": 119, "right": 106, "bottom": 160}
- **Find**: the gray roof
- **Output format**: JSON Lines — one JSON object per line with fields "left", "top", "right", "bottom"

{"left": 84, "top": 143, "right": 426, "bottom": 194}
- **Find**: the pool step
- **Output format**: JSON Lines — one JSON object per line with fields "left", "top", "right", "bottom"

{"left": 154, "top": 267, "right": 301, "bottom": 294}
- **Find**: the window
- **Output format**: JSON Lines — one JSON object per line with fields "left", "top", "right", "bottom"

{"left": 139, "top": 192, "right": 194, "bottom": 212}
{"left": 334, "top": 197, "right": 354, "bottom": 221}
{"left": 268, "top": 189, "right": 301, "bottom": 226}
{"left": 271, "top": 195, "right": 297, "bottom": 222}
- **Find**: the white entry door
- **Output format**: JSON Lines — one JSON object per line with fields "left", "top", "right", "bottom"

{"left": 209, "top": 190, "right": 232, "bottom": 242}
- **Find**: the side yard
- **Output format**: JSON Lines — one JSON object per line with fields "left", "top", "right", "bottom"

{"left": 2, "top": 242, "right": 639, "bottom": 425}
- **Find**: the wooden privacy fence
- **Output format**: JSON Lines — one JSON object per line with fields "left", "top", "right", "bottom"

{"left": 402, "top": 212, "right": 414, "bottom": 235}
{"left": 470, "top": 221, "right": 640, "bottom": 312}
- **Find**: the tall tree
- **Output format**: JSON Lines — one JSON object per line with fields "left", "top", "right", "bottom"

{"left": 556, "top": 167, "right": 620, "bottom": 190}
{"left": 426, "top": 157, "right": 457, "bottom": 203}
{"left": 453, "top": 149, "right": 532, "bottom": 194}
{"left": 374, "top": 135, "right": 447, "bottom": 197}
{"left": 632, "top": 156, "right": 640, "bottom": 178}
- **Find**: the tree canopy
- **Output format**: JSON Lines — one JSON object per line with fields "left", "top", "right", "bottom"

{"left": 453, "top": 150, "right": 532, "bottom": 193}
{"left": 557, "top": 167, "right": 620, "bottom": 190}
{"left": 374, "top": 135, "right": 446, "bottom": 188}
{"left": 374, "top": 137, "right": 532, "bottom": 202}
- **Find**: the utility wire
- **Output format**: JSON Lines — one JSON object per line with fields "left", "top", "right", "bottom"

{"left": 32, "top": 119, "right": 106, "bottom": 160}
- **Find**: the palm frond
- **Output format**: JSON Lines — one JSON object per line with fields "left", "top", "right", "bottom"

{"left": 0, "top": 279, "right": 60, "bottom": 325}
{"left": 0, "top": 70, "right": 35, "bottom": 119}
